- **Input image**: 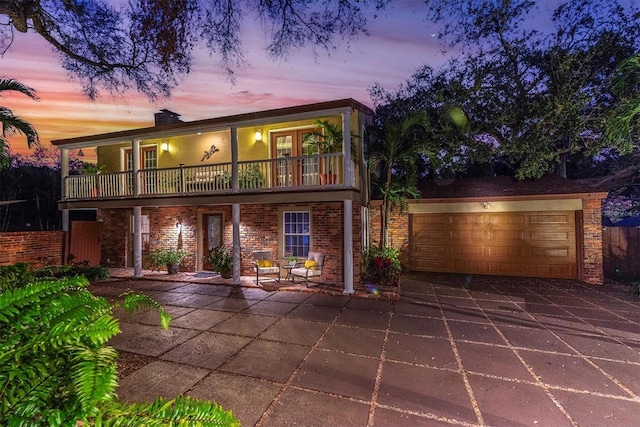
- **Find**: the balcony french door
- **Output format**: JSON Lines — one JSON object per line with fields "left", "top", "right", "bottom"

{"left": 124, "top": 147, "right": 157, "bottom": 193}
{"left": 272, "top": 129, "right": 319, "bottom": 187}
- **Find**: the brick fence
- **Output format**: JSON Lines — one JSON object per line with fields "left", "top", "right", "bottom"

{"left": 0, "top": 231, "right": 66, "bottom": 267}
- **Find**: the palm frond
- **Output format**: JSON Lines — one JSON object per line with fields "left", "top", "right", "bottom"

{"left": 0, "top": 77, "right": 39, "bottom": 100}
{"left": 119, "top": 291, "right": 171, "bottom": 329}
{"left": 0, "top": 107, "right": 40, "bottom": 147}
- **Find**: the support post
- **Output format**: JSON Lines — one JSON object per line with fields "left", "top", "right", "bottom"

{"left": 132, "top": 139, "right": 141, "bottom": 197}
{"left": 60, "top": 148, "right": 70, "bottom": 232}
{"left": 342, "top": 110, "right": 354, "bottom": 187}
{"left": 343, "top": 199, "right": 354, "bottom": 294}
{"left": 232, "top": 203, "right": 241, "bottom": 285}
{"left": 231, "top": 127, "right": 238, "bottom": 192}
{"left": 133, "top": 206, "right": 143, "bottom": 277}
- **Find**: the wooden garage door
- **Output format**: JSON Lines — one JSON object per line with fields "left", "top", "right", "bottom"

{"left": 410, "top": 211, "right": 577, "bottom": 279}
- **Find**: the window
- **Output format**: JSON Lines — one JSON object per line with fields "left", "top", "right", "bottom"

{"left": 283, "top": 211, "right": 310, "bottom": 258}
{"left": 130, "top": 214, "right": 150, "bottom": 253}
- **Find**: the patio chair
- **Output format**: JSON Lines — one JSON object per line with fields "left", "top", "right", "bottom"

{"left": 252, "top": 250, "right": 280, "bottom": 284}
{"left": 291, "top": 251, "right": 324, "bottom": 286}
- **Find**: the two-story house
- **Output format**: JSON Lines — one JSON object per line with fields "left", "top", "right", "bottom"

{"left": 53, "top": 99, "right": 375, "bottom": 294}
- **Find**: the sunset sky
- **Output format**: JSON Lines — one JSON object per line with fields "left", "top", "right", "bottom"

{"left": 3, "top": 1, "right": 454, "bottom": 158}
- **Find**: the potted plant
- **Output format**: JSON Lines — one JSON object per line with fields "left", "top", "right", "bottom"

{"left": 302, "top": 119, "right": 359, "bottom": 184}
{"left": 286, "top": 255, "right": 298, "bottom": 266}
{"left": 204, "top": 245, "right": 233, "bottom": 278}
{"left": 148, "top": 247, "right": 188, "bottom": 274}
{"left": 82, "top": 162, "right": 106, "bottom": 197}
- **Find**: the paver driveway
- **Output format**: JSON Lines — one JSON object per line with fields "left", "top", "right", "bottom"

{"left": 91, "top": 273, "right": 640, "bottom": 426}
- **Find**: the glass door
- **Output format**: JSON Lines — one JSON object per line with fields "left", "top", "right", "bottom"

{"left": 271, "top": 129, "right": 320, "bottom": 187}
{"left": 124, "top": 147, "right": 157, "bottom": 194}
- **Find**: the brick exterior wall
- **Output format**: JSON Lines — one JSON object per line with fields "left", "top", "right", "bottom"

{"left": 368, "top": 203, "right": 410, "bottom": 268}
{"left": 0, "top": 231, "right": 66, "bottom": 267}
{"left": 97, "top": 202, "right": 363, "bottom": 284}
{"left": 581, "top": 196, "right": 604, "bottom": 284}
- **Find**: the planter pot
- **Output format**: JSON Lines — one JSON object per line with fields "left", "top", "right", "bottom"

{"left": 220, "top": 269, "right": 232, "bottom": 279}
{"left": 167, "top": 264, "right": 179, "bottom": 275}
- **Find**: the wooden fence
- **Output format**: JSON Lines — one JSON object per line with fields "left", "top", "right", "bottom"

{"left": 602, "top": 226, "right": 640, "bottom": 276}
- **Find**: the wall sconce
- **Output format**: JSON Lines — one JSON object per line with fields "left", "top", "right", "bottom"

{"left": 77, "top": 148, "right": 85, "bottom": 157}
{"left": 161, "top": 141, "right": 169, "bottom": 152}
{"left": 176, "top": 222, "right": 182, "bottom": 231}
{"left": 255, "top": 130, "right": 263, "bottom": 142}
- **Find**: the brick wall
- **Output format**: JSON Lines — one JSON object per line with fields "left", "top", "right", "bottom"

{"left": 368, "top": 202, "right": 410, "bottom": 268}
{"left": 0, "top": 231, "right": 66, "bottom": 267}
{"left": 581, "top": 196, "right": 604, "bottom": 284}
{"left": 98, "top": 209, "right": 129, "bottom": 267}
{"left": 97, "top": 202, "right": 363, "bottom": 284}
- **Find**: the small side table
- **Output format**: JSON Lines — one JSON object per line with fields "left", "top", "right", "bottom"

{"left": 283, "top": 263, "right": 298, "bottom": 281}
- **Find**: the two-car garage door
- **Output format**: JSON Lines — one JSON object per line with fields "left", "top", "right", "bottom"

{"left": 410, "top": 211, "right": 578, "bottom": 279}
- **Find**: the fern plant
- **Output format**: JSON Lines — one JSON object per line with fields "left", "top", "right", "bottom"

{"left": 0, "top": 263, "right": 239, "bottom": 426}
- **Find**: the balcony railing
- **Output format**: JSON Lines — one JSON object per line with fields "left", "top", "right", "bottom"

{"left": 64, "top": 153, "right": 348, "bottom": 200}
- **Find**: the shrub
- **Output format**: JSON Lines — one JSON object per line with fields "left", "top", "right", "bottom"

{"left": 361, "top": 246, "right": 402, "bottom": 286}
{"left": 0, "top": 264, "right": 239, "bottom": 426}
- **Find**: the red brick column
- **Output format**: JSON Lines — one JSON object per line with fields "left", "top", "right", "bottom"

{"left": 368, "top": 202, "right": 410, "bottom": 268}
{"left": 581, "top": 197, "right": 604, "bottom": 284}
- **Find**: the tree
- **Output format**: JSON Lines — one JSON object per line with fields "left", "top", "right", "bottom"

{"left": 366, "top": 112, "right": 430, "bottom": 248}
{"left": 0, "top": 146, "right": 83, "bottom": 231}
{"left": 0, "top": 77, "right": 39, "bottom": 169}
{"left": 375, "top": 0, "right": 640, "bottom": 181}
{"left": 605, "top": 54, "right": 640, "bottom": 155}
{"left": 1, "top": 0, "right": 390, "bottom": 100}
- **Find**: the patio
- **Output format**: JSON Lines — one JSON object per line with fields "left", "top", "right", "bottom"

{"left": 92, "top": 272, "right": 640, "bottom": 426}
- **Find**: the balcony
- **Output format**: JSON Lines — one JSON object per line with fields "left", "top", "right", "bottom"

{"left": 64, "top": 153, "right": 352, "bottom": 201}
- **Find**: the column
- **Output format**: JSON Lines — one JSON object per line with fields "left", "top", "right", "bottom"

{"left": 231, "top": 127, "right": 238, "bottom": 192}
{"left": 342, "top": 110, "right": 354, "bottom": 187}
{"left": 133, "top": 206, "right": 143, "bottom": 277}
{"left": 343, "top": 199, "right": 354, "bottom": 294}
{"left": 232, "top": 203, "right": 241, "bottom": 285}
{"left": 132, "top": 139, "right": 143, "bottom": 277}
{"left": 60, "top": 148, "right": 70, "bottom": 232}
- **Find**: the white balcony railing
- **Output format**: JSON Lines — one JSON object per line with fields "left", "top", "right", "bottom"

{"left": 64, "top": 153, "right": 348, "bottom": 200}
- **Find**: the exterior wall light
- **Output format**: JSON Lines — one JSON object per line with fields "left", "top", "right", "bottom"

{"left": 161, "top": 141, "right": 169, "bottom": 152}
{"left": 255, "top": 130, "right": 263, "bottom": 142}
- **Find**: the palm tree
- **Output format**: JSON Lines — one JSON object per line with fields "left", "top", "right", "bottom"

{"left": 0, "top": 77, "right": 40, "bottom": 168}
{"left": 366, "top": 112, "right": 430, "bottom": 248}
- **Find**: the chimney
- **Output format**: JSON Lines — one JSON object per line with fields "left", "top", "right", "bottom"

{"left": 154, "top": 109, "right": 182, "bottom": 126}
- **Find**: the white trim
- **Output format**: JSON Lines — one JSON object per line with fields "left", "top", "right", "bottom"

{"left": 408, "top": 199, "right": 583, "bottom": 214}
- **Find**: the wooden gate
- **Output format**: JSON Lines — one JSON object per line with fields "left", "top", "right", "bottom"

{"left": 602, "top": 226, "right": 640, "bottom": 276}
{"left": 69, "top": 221, "right": 103, "bottom": 265}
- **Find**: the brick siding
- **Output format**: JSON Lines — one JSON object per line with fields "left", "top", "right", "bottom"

{"left": 368, "top": 203, "right": 410, "bottom": 268}
{"left": 97, "top": 202, "right": 363, "bottom": 284}
{"left": 0, "top": 231, "right": 66, "bottom": 267}
{"left": 581, "top": 196, "right": 604, "bottom": 284}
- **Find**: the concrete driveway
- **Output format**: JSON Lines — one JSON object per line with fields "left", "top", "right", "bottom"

{"left": 91, "top": 273, "right": 640, "bottom": 426}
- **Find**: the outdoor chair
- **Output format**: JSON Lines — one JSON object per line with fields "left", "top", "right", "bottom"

{"left": 291, "top": 251, "right": 324, "bottom": 286}
{"left": 252, "top": 250, "right": 280, "bottom": 284}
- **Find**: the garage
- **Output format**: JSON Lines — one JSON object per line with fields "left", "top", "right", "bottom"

{"left": 410, "top": 210, "right": 578, "bottom": 279}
